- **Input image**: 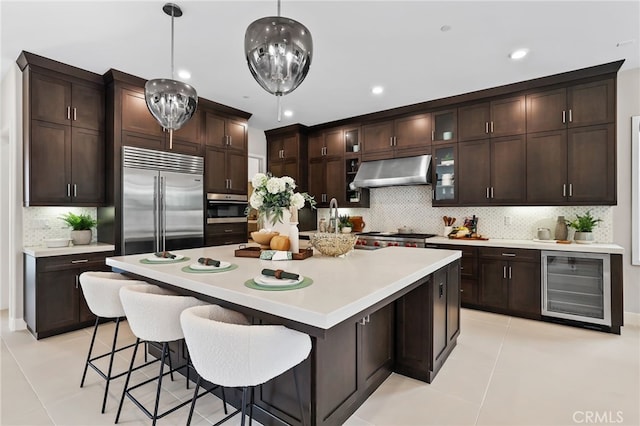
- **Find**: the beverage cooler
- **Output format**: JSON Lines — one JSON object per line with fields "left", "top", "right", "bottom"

{"left": 541, "top": 251, "right": 611, "bottom": 326}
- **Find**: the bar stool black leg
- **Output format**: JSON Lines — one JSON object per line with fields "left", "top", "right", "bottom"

{"left": 80, "top": 316, "right": 100, "bottom": 388}
{"left": 186, "top": 375, "right": 201, "bottom": 426}
{"left": 240, "top": 386, "right": 248, "bottom": 426}
{"left": 115, "top": 338, "right": 141, "bottom": 424}
{"left": 249, "top": 386, "right": 254, "bottom": 426}
{"left": 151, "top": 342, "right": 169, "bottom": 426}
{"left": 100, "top": 317, "right": 122, "bottom": 413}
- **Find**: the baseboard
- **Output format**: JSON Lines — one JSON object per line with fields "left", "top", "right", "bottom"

{"left": 9, "top": 317, "right": 27, "bottom": 331}
{"left": 624, "top": 312, "right": 640, "bottom": 327}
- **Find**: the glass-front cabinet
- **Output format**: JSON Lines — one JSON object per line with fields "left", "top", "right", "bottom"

{"left": 433, "top": 144, "right": 457, "bottom": 205}
{"left": 432, "top": 109, "right": 457, "bottom": 144}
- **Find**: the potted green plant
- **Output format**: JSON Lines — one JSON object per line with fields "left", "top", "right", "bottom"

{"left": 567, "top": 211, "right": 602, "bottom": 244}
{"left": 338, "top": 214, "right": 353, "bottom": 233}
{"left": 60, "top": 212, "right": 97, "bottom": 245}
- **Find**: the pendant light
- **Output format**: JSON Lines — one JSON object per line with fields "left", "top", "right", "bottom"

{"left": 244, "top": 0, "right": 313, "bottom": 121}
{"left": 145, "top": 3, "right": 197, "bottom": 149}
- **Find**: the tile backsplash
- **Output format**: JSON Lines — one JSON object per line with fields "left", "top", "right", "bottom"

{"left": 318, "top": 186, "right": 613, "bottom": 242}
{"left": 23, "top": 207, "right": 98, "bottom": 246}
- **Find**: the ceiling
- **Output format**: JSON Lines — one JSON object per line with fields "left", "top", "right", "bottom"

{"left": 1, "top": 1, "right": 639, "bottom": 131}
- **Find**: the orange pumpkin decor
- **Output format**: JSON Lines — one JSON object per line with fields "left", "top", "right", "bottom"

{"left": 270, "top": 235, "right": 291, "bottom": 251}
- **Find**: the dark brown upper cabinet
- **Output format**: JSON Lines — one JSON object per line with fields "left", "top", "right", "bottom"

{"left": 362, "top": 113, "right": 431, "bottom": 160}
{"left": 458, "top": 96, "right": 525, "bottom": 142}
{"left": 526, "top": 79, "right": 615, "bottom": 133}
{"left": 307, "top": 128, "right": 345, "bottom": 206}
{"left": 431, "top": 109, "right": 457, "bottom": 145}
{"left": 204, "top": 111, "right": 248, "bottom": 195}
{"left": 266, "top": 125, "right": 308, "bottom": 190}
{"left": 308, "top": 128, "right": 344, "bottom": 160}
{"left": 18, "top": 52, "right": 105, "bottom": 207}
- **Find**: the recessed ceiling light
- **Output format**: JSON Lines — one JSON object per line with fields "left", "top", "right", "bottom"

{"left": 371, "top": 86, "right": 384, "bottom": 95}
{"left": 178, "top": 69, "right": 191, "bottom": 79}
{"left": 509, "top": 49, "right": 529, "bottom": 60}
{"left": 283, "top": 110, "right": 293, "bottom": 117}
{"left": 440, "top": 25, "right": 452, "bottom": 32}
{"left": 616, "top": 39, "right": 635, "bottom": 47}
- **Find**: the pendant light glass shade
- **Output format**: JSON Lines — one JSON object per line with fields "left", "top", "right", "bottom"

{"left": 145, "top": 3, "right": 197, "bottom": 145}
{"left": 145, "top": 78, "right": 197, "bottom": 131}
{"left": 244, "top": 16, "right": 313, "bottom": 96}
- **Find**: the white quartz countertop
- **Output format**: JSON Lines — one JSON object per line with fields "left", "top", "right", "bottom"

{"left": 106, "top": 245, "right": 461, "bottom": 330}
{"left": 425, "top": 236, "right": 624, "bottom": 254}
{"left": 23, "top": 243, "right": 116, "bottom": 257}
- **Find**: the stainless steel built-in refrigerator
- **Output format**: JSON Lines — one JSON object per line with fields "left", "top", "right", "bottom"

{"left": 122, "top": 146, "right": 204, "bottom": 255}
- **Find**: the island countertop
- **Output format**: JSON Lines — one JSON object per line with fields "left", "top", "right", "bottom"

{"left": 106, "top": 245, "right": 461, "bottom": 331}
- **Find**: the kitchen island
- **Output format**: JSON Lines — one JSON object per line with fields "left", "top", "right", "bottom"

{"left": 107, "top": 245, "right": 462, "bottom": 426}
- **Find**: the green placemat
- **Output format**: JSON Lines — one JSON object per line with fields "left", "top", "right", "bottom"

{"left": 140, "top": 256, "right": 191, "bottom": 265}
{"left": 181, "top": 264, "right": 238, "bottom": 273}
{"left": 244, "top": 277, "right": 313, "bottom": 291}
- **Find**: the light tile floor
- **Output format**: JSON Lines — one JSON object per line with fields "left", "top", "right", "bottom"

{"left": 2, "top": 309, "right": 639, "bottom": 426}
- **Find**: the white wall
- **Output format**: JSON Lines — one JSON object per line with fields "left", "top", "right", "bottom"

{"left": 0, "top": 63, "right": 25, "bottom": 329}
{"left": 613, "top": 67, "right": 640, "bottom": 314}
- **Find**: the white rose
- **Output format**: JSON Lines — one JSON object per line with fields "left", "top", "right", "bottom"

{"left": 266, "top": 177, "right": 285, "bottom": 194}
{"left": 282, "top": 176, "right": 296, "bottom": 189}
{"left": 249, "top": 192, "right": 263, "bottom": 209}
{"left": 291, "top": 192, "right": 305, "bottom": 209}
{"left": 251, "top": 173, "right": 267, "bottom": 189}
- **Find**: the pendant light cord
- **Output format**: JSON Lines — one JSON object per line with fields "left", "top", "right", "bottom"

{"left": 170, "top": 6, "right": 175, "bottom": 79}
{"left": 277, "top": 0, "right": 281, "bottom": 17}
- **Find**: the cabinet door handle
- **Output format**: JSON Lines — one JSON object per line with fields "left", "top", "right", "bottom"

{"left": 67, "top": 183, "right": 71, "bottom": 197}
{"left": 73, "top": 108, "right": 77, "bottom": 121}
{"left": 485, "top": 122, "right": 489, "bottom": 134}
{"left": 563, "top": 184, "right": 567, "bottom": 197}
{"left": 490, "top": 187, "right": 494, "bottom": 198}
{"left": 503, "top": 266, "right": 507, "bottom": 279}
{"left": 228, "top": 135, "right": 232, "bottom": 146}
{"left": 490, "top": 121, "right": 494, "bottom": 133}
{"left": 224, "top": 229, "right": 233, "bottom": 233}
{"left": 509, "top": 266, "right": 512, "bottom": 279}
{"left": 67, "top": 106, "right": 71, "bottom": 120}
{"left": 425, "top": 244, "right": 438, "bottom": 249}
{"left": 568, "top": 109, "right": 573, "bottom": 123}
{"left": 389, "top": 137, "right": 394, "bottom": 147}
{"left": 569, "top": 183, "right": 573, "bottom": 197}
{"left": 562, "top": 110, "right": 566, "bottom": 124}
{"left": 486, "top": 187, "right": 490, "bottom": 198}
{"left": 73, "top": 184, "right": 77, "bottom": 197}
{"left": 431, "top": 130, "right": 435, "bottom": 141}
{"left": 502, "top": 253, "right": 516, "bottom": 257}
{"left": 75, "top": 274, "right": 79, "bottom": 289}
{"left": 439, "top": 282, "right": 444, "bottom": 298}
{"left": 71, "top": 259, "right": 89, "bottom": 264}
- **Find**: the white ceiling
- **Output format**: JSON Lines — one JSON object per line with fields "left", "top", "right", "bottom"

{"left": 1, "top": 1, "right": 639, "bottom": 131}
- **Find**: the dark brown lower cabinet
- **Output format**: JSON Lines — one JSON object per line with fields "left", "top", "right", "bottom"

{"left": 478, "top": 248, "right": 541, "bottom": 318}
{"left": 23, "top": 251, "right": 114, "bottom": 339}
{"left": 205, "top": 222, "right": 247, "bottom": 246}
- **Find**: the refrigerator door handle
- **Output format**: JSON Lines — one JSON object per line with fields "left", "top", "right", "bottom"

{"left": 161, "top": 176, "right": 167, "bottom": 252}
{"left": 153, "top": 176, "right": 159, "bottom": 253}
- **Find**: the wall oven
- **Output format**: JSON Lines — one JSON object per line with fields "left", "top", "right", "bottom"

{"left": 206, "top": 193, "right": 248, "bottom": 224}
{"left": 541, "top": 251, "right": 611, "bottom": 327}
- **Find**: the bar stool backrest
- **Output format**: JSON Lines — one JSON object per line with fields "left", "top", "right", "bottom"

{"left": 80, "top": 271, "right": 146, "bottom": 318}
{"left": 180, "top": 305, "right": 311, "bottom": 388}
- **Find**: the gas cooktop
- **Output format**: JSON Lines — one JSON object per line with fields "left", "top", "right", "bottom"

{"left": 355, "top": 231, "right": 438, "bottom": 249}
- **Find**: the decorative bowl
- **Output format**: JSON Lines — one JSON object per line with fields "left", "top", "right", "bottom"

{"left": 251, "top": 231, "right": 279, "bottom": 249}
{"left": 44, "top": 238, "right": 71, "bottom": 248}
{"left": 310, "top": 232, "right": 357, "bottom": 257}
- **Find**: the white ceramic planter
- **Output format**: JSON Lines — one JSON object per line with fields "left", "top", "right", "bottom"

{"left": 573, "top": 231, "right": 594, "bottom": 244}
{"left": 70, "top": 230, "right": 92, "bottom": 245}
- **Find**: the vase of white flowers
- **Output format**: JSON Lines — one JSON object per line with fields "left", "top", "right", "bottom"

{"left": 249, "top": 173, "right": 316, "bottom": 235}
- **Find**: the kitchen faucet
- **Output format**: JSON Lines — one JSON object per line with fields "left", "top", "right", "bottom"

{"left": 328, "top": 198, "right": 339, "bottom": 234}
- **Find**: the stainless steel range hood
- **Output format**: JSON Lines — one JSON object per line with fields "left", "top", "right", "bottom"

{"left": 350, "top": 154, "right": 432, "bottom": 188}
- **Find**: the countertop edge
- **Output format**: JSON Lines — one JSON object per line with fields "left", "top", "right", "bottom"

{"left": 425, "top": 237, "right": 624, "bottom": 254}
{"left": 23, "top": 243, "right": 116, "bottom": 257}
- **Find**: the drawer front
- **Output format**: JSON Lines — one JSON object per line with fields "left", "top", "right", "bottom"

{"left": 206, "top": 223, "right": 247, "bottom": 236}
{"left": 206, "top": 233, "right": 247, "bottom": 247}
{"left": 479, "top": 247, "right": 539, "bottom": 262}
{"left": 425, "top": 244, "right": 478, "bottom": 277}
{"left": 36, "top": 251, "right": 114, "bottom": 273}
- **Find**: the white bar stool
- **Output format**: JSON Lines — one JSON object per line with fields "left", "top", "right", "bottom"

{"left": 116, "top": 283, "right": 208, "bottom": 426}
{"left": 79, "top": 271, "right": 153, "bottom": 413}
{"left": 180, "top": 305, "right": 312, "bottom": 426}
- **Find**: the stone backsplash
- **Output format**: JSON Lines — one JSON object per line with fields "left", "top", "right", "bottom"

{"left": 23, "top": 207, "right": 98, "bottom": 246}
{"left": 318, "top": 186, "right": 613, "bottom": 242}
